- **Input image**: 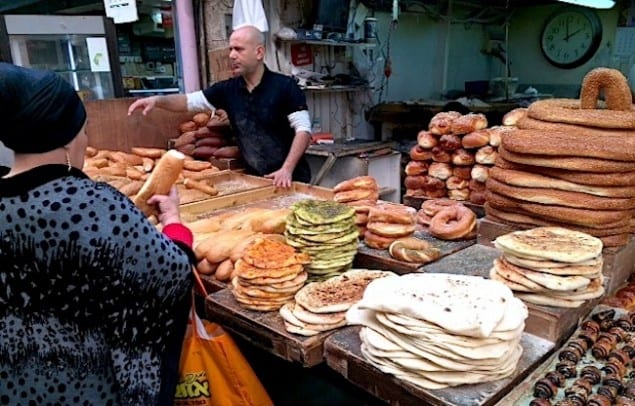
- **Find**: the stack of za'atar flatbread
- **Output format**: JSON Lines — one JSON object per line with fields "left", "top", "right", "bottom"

{"left": 485, "top": 68, "right": 635, "bottom": 248}
{"left": 231, "top": 238, "right": 311, "bottom": 311}
{"left": 280, "top": 269, "right": 396, "bottom": 336}
{"left": 285, "top": 200, "right": 358, "bottom": 282}
{"left": 347, "top": 273, "right": 527, "bottom": 389}
{"left": 491, "top": 227, "right": 605, "bottom": 308}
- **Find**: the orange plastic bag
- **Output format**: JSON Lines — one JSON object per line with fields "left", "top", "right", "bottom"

{"left": 174, "top": 305, "right": 272, "bottom": 406}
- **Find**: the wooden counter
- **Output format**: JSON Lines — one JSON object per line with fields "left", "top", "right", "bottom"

{"left": 324, "top": 326, "right": 555, "bottom": 406}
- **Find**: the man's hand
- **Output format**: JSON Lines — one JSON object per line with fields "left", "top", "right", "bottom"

{"left": 147, "top": 186, "right": 182, "bottom": 226}
{"left": 265, "top": 167, "right": 293, "bottom": 188}
{"left": 128, "top": 96, "right": 158, "bottom": 116}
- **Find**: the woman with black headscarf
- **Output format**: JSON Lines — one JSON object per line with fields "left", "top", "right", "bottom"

{"left": 0, "top": 63, "right": 194, "bottom": 405}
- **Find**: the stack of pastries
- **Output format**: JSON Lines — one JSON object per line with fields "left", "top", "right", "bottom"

{"left": 484, "top": 67, "right": 635, "bottom": 248}
{"left": 405, "top": 111, "right": 509, "bottom": 205}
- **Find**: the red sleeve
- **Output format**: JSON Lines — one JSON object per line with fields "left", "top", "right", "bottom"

{"left": 162, "top": 223, "right": 194, "bottom": 248}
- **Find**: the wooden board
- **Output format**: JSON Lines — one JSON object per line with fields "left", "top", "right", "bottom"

{"left": 324, "top": 326, "right": 555, "bottom": 406}
{"left": 204, "top": 289, "right": 337, "bottom": 367}
{"left": 420, "top": 243, "right": 598, "bottom": 344}
{"left": 500, "top": 304, "right": 627, "bottom": 405}
{"left": 477, "top": 216, "right": 635, "bottom": 295}
{"left": 402, "top": 195, "right": 485, "bottom": 218}
{"left": 354, "top": 231, "right": 476, "bottom": 274}
{"left": 85, "top": 98, "right": 192, "bottom": 152}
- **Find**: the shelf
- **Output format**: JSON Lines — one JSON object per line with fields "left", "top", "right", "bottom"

{"left": 277, "top": 38, "right": 376, "bottom": 48}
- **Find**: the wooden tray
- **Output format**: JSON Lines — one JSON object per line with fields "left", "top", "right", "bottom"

{"left": 420, "top": 243, "right": 599, "bottom": 344}
{"left": 500, "top": 304, "right": 628, "bottom": 405}
{"left": 477, "top": 216, "right": 635, "bottom": 296}
{"left": 324, "top": 326, "right": 555, "bottom": 406}
{"left": 402, "top": 195, "right": 485, "bottom": 218}
{"left": 208, "top": 157, "right": 245, "bottom": 171}
{"left": 354, "top": 231, "right": 476, "bottom": 274}
{"left": 204, "top": 289, "right": 339, "bottom": 367}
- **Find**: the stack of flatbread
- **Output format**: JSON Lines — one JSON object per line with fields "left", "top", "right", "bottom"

{"left": 280, "top": 269, "right": 395, "bottom": 336}
{"left": 231, "top": 238, "right": 311, "bottom": 311}
{"left": 285, "top": 199, "right": 359, "bottom": 281}
{"left": 491, "top": 227, "right": 605, "bottom": 308}
{"left": 347, "top": 273, "right": 527, "bottom": 389}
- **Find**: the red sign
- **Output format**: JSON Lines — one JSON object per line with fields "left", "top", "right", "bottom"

{"left": 290, "top": 43, "right": 313, "bottom": 67}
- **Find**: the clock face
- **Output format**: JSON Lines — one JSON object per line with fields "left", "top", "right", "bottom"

{"left": 540, "top": 8, "right": 602, "bottom": 69}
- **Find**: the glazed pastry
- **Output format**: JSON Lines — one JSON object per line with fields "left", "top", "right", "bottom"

{"left": 597, "top": 385, "right": 618, "bottom": 402}
{"left": 579, "top": 365, "right": 602, "bottom": 385}
{"left": 586, "top": 394, "right": 612, "bottom": 406}
{"left": 544, "top": 371, "right": 566, "bottom": 387}
{"left": 534, "top": 377, "right": 559, "bottom": 399}
{"left": 555, "top": 360, "right": 577, "bottom": 378}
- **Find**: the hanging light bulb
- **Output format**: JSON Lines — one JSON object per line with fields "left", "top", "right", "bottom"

{"left": 556, "top": 0, "right": 614, "bottom": 9}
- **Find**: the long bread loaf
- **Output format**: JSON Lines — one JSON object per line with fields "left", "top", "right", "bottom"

{"left": 133, "top": 149, "right": 185, "bottom": 217}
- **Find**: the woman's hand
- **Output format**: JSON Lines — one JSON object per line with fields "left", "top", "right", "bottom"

{"left": 147, "top": 186, "right": 181, "bottom": 226}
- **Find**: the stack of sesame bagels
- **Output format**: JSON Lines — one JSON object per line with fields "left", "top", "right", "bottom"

{"left": 486, "top": 67, "right": 635, "bottom": 247}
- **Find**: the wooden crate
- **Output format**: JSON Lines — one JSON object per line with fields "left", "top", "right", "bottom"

{"left": 205, "top": 289, "right": 336, "bottom": 367}
{"left": 208, "top": 47, "right": 233, "bottom": 82}
{"left": 420, "top": 243, "right": 598, "bottom": 344}
{"left": 478, "top": 216, "right": 635, "bottom": 296}
{"left": 324, "top": 327, "right": 555, "bottom": 406}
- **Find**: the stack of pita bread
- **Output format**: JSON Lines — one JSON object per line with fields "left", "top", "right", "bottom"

{"left": 491, "top": 227, "right": 605, "bottom": 308}
{"left": 285, "top": 199, "right": 359, "bottom": 281}
{"left": 231, "top": 238, "right": 311, "bottom": 311}
{"left": 347, "top": 273, "right": 527, "bottom": 389}
{"left": 280, "top": 269, "right": 395, "bottom": 336}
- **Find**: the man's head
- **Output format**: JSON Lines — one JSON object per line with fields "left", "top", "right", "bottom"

{"left": 229, "top": 25, "right": 265, "bottom": 77}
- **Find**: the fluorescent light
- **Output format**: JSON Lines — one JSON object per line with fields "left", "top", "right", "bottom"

{"left": 556, "top": 0, "right": 615, "bottom": 9}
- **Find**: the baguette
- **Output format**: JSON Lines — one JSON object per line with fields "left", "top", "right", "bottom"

{"left": 133, "top": 149, "right": 185, "bottom": 217}
{"left": 183, "top": 178, "right": 218, "bottom": 196}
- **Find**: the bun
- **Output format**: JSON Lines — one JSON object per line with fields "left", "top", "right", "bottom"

{"left": 451, "top": 149, "right": 475, "bottom": 166}
{"left": 438, "top": 134, "right": 461, "bottom": 151}
{"left": 488, "top": 126, "right": 509, "bottom": 147}
{"left": 131, "top": 147, "right": 166, "bottom": 159}
{"left": 428, "top": 162, "right": 452, "bottom": 180}
{"left": 471, "top": 164, "right": 489, "bottom": 182}
{"left": 446, "top": 176, "right": 469, "bottom": 190}
{"left": 452, "top": 166, "right": 472, "bottom": 180}
{"left": 367, "top": 205, "right": 416, "bottom": 225}
{"left": 431, "top": 146, "right": 451, "bottom": 163}
{"left": 462, "top": 130, "right": 490, "bottom": 149}
{"left": 450, "top": 113, "right": 488, "bottom": 135}
{"left": 469, "top": 190, "right": 486, "bottom": 205}
{"left": 447, "top": 188, "right": 469, "bottom": 201}
{"left": 334, "top": 176, "right": 378, "bottom": 192}
{"left": 417, "top": 131, "right": 438, "bottom": 149}
{"left": 133, "top": 149, "right": 185, "bottom": 217}
{"left": 468, "top": 179, "right": 486, "bottom": 192}
{"left": 475, "top": 146, "right": 498, "bottom": 165}
{"left": 404, "top": 161, "right": 429, "bottom": 176}
{"left": 333, "top": 189, "right": 379, "bottom": 203}
{"left": 429, "top": 112, "right": 460, "bottom": 135}
{"left": 410, "top": 145, "right": 433, "bottom": 161}
{"left": 502, "top": 108, "right": 527, "bottom": 126}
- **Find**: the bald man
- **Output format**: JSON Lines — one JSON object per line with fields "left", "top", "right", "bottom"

{"left": 128, "top": 25, "right": 312, "bottom": 188}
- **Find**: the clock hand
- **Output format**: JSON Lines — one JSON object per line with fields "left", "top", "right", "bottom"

{"left": 565, "top": 29, "right": 582, "bottom": 41}
{"left": 565, "top": 20, "right": 570, "bottom": 42}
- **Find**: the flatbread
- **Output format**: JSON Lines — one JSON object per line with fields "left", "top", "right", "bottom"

{"left": 515, "top": 292, "right": 585, "bottom": 308}
{"left": 511, "top": 263, "right": 591, "bottom": 291}
{"left": 235, "top": 259, "right": 304, "bottom": 280}
{"left": 290, "top": 200, "right": 355, "bottom": 225}
{"left": 489, "top": 266, "right": 534, "bottom": 292}
{"left": 494, "top": 227, "right": 603, "bottom": 263}
{"left": 295, "top": 269, "right": 396, "bottom": 313}
{"left": 292, "top": 302, "right": 346, "bottom": 325}
{"left": 279, "top": 302, "right": 347, "bottom": 333}
{"left": 493, "top": 259, "right": 547, "bottom": 292}
{"left": 238, "top": 271, "right": 308, "bottom": 290}
{"left": 503, "top": 253, "right": 603, "bottom": 272}
{"left": 241, "top": 238, "right": 310, "bottom": 269}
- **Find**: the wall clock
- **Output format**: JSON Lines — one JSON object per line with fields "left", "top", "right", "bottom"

{"left": 540, "top": 7, "right": 602, "bottom": 69}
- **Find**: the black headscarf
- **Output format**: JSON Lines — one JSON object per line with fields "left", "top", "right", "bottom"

{"left": 0, "top": 62, "right": 87, "bottom": 153}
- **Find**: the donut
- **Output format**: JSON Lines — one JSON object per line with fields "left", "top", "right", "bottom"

{"left": 416, "top": 210, "right": 433, "bottom": 226}
{"left": 462, "top": 130, "right": 490, "bottom": 149}
{"left": 388, "top": 237, "right": 441, "bottom": 263}
{"left": 367, "top": 222, "right": 416, "bottom": 238}
{"left": 431, "top": 146, "right": 451, "bottom": 163}
{"left": 428, "top": 162, "right": 452, "bottom": 180}
{"left": 417, "top": 130, "right": 438, "bottom": 149}
{"left": 475, "top": 145, "right": 498, "bottom": 165}
{"left": 334, "top": 176, "right": 378, "bottom": 192}
{"left": 363, "top": 230, "right": 396, "bottom": 249}
{"left": 452, "top": 166, "right": 472, "bottom": 180}
{"left": 429, "top": 111, "right": 460, "bottom": 135}
{"left": 410, "top": 145, "right": 434, "bottom": 161}
{"left": 580, "top": 67, "right": 633, "bottom": 111}
{"left": 420, "top": 198, "right": 459, "bottom": 216}
{"left": 470, "top": 164, "right": 489, "bottom": 182}
{"left": 451, "top": 148, "right": 475, "bottom": 166}
{"left": 446, "top": 176, "right": 469, "bottom": 190}
{"left": 450, "top": 113, "right": 488, "bottom": 135}
{"left": 448, "top": 188, "right": 470, "bottom": 201}
{"left": 438, "top": 134, "right": 462, "bottom": 151}
{"left": 404, "top": 160, "right": 429, "bottom": 176}
{"left": 367, "top": 205, "right": 416, "bottom": 225}
{"left": 502, "top": 108, "right": 528, "bottom": 126}
{"left": 527, "top": 98, "right": 635, "bottom": 130}
{"left": 428, "top": 205, "right": 476, "bottom": 240}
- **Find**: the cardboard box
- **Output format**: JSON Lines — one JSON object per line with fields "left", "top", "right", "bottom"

{"left": 207, "top": 47, "right": 232, "bottom": 82}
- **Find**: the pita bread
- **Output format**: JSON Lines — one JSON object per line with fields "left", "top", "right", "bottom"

{"left": 232, "top": 277, "right": 304, "bottom": 297}
{"left": 511, "top": 264, "right": 591, "bottom": 291}
{"left": 515, "top": 292, "right": 585, "bottom": 308}
{"left": 279, "top": 302, "right": 347, "bottom": 334}
{"left": 503, "top": 253, "right": 603, "bottom": 272}
{"left": 235, "top": 259, "right": 304, "bottom": 280}
{"left": 295, "top": 269, "right": 396, "bottom": 313}
{"left": 490, "top": 266, "right": 534, "bottom": 292}
{"left": 493, "top": 259, "right": 547, "bottom": 292}
{"left": 494, "top": 227, "right": 603, "bottom": 263}
{"left": 356, "top": 273, "right": 520, "bottom": 338}
{"left": 292, "top": 302, "right": 346, "bottom": 325}
{"left": 238, "top": 271, "right": 308, "bottom": 290}
{"left": 283, "top": 322, "right": 321, "bottom": 336}
{"left": 241, "top": 238, "right": 311, "bottom": 269}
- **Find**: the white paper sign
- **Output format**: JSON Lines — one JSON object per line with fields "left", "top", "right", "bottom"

{"left": 103, "top": 0, "right": 138, "bottom": 24}
{"left": 86, "top": 37, "right": 111, "bottom": 72}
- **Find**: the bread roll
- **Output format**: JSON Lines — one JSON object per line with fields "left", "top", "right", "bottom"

{"left": 446, "top": 176, "right": 469, "bottom": 190}
{"left": 417, "top": 131, "right": 438, "bottom": 149}
{"left": 452, "top": 166, "right": 472, "bottom": 180}
{"left": 131, "top": 147, "right": 166, "bottom": 159}
{"left": 431, "top": 146, "right": 451, "bottom": 163}
{"left": 462, "top": 130, "right": 490, "bottom": 149}
{"left": 502, "top": 108, "right": 527, "bottom": 126}
{"left": 410, "top": 145, "right": 433, "bottom": 161}
{"left": 451, "top": 149, "right": 475, "bottom": 166}
{"left": 428, "top": 162, "right": 452, "bottom": 180}
{"left": 475, "top": 146, "right": 498, "bottom": 165}
{"left": 438, "top": 134, "right": 461, "bottom": 151}
{"left": 471, "top": 164, "right": 489, "bottom": 182}
{"left": 133, "top": 149, "right": 185, "bottom": 217}
{"left": 404, "top": 161, "right": 428, "bottom": 176}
